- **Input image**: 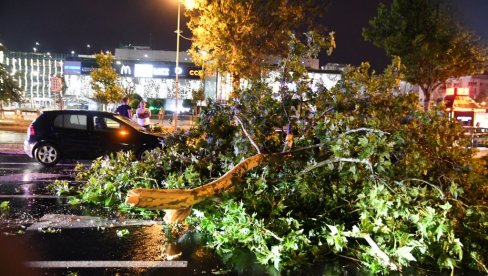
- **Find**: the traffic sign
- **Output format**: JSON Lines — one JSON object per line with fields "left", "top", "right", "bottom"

{"left": 50, "top": 76, "right": 62, "bottom": 93}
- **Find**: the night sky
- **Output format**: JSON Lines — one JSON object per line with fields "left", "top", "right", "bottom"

{"left": 0, "top": 0, "right": 487, "bottom": 71}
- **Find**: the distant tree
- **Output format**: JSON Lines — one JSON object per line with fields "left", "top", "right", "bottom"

{"left": 129, "top": 99, "right": 140, "bottom": 111}
{"left": 363, "top": 0, "right": 488, "bottom": 111}
{"left": 185, "top": 0, "right": 334, "bottom": 94}
{"left": 182, "top": 99, "right": 193, "bottom": 111}
{"left": 0, "top": 63, "right": 23, "bottom": 118}
{"left": 148, "top": 98, "right": 165, "bottom": 109}
{"left": 129, "top": 93, "right": 143, "bottom": 110}
{"left": 90, "top": 52, "right": 124, "bottom": 107}
{"left": 129, "top": 93, "right": 143, "bottom": 102}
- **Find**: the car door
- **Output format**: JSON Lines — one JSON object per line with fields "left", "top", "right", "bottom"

{"left": 90, "top": 115, "right": 136, "bottom": 156}
{"left": 52, "top": 113, "right": 92, "bottom": 159}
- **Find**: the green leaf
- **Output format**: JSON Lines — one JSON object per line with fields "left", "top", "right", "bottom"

{"left": 396, "top": 246, "right": 416, "bottom": 262}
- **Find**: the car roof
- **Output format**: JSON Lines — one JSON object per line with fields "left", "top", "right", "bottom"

{"left": 41, "top": 110, "right": 115, "bottom": 116}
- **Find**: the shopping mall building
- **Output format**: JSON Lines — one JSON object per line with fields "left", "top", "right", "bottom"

{"left": 0, "top": 46, "right": 342, "bottom": 112}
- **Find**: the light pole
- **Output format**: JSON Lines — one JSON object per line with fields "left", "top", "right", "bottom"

{"left": 173, "top": 1, "right": 182, "bottom": 130}
{"left": 200, "top": 50, "right": 207, "bottom": 95}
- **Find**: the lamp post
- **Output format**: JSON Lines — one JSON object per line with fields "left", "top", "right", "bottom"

{"left": 173, "top": 2, "right": 182, "bottom": 130}
{"left": 200, "top": 50, "right": 207, "bottom": 96}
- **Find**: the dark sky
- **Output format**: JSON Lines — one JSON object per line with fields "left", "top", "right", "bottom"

{"left": 0, "top": 0, "right": 487, "bottom": 71}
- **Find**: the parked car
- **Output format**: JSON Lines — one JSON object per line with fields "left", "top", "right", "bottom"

{"left": 24, "top": 110, "right": 164, "bottom": 166}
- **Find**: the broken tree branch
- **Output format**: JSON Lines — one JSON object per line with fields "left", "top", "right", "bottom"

{"left": 234, "top": 115, "right": 261, "bottom": 154}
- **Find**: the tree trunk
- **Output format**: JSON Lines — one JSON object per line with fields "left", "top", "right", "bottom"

{"left": 126, "top": 153, "right": 269, "bottom": 210}
{"left": 125, "top": 153, "right": 289, "bottom": 223}
{"left": 421, "top": 86, "right": 431, "bottom": 112}
{"left": 230, "top": 71, "right": 241, "bottom": 99}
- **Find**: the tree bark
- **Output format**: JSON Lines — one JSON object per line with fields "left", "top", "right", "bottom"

{"left": 126, "top": 153, "right": 273, "bottom": 223}
{"left": 421, "top": 86, "right": 431, "bottom": 112}
{"left": 126, "top": 154, "right": 270, "bottom": 208}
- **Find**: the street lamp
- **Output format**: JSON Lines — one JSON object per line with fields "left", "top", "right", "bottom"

{"left": 173, "top": 1, "right": 182, "bottom": 130}
{"left": 173, "top": 0, "right": 196, "bottom": 130}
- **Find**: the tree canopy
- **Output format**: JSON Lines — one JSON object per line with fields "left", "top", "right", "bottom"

{"left": 90, "top": 52, "right": 124, "bottom": 106}
{"left": 363, "top": 0, "right": 487, "bottom": 111}
{"left": 185, "top": 0, "right": 334, "bottom": 92}
{"left": 0, "top": 63, "right": 23, "bottom": 105}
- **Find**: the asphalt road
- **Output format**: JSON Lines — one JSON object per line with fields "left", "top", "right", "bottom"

{"left": 0, "top": 148, "right": 225, "bottom": 275}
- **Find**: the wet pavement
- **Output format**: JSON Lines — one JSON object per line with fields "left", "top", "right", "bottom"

{"left": 0, "top": 151, "right": 230, "bottom": 275}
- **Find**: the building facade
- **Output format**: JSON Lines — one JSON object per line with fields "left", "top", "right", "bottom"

{"left": 1, "top": 47, "right": 342, "bottom": 112}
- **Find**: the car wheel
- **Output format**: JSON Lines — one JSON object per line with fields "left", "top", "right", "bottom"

{"left": 137, "top": 147, "right": 154, "bottom": 161}
{"left": 34, "top": 143, "right": 61, "bottom": 166}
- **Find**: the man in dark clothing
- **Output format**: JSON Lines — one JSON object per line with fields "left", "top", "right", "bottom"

{"left": 114, "top": 97, "right": 132, "bottom": 119}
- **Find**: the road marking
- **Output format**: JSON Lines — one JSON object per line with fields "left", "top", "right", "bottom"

{"left": 25, "top": 260, "right": 188, "bottom": 268}
{"left": 27, "top": 214, "right": 161, "bottom": 230}
{"left": 0, "top": 195, "right": 66, "bottom": 199}
{"left": 0, "top": 179, "right": 78, "bottom": 184}
{"left": 0, "top": 162, "right": 80, "bottom": 167}
{"left": 0, "top": 162, "right": 35, "bottom": 165}
{"left": 0, "top": 173, "right": 62, "bottom": 182}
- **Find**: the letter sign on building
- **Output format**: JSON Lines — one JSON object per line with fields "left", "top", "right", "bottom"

{"left": 189, "top": 70, "right": 202, "bottom": 76}
{"left": 120, "top": 65, "right": 132, "bottom": 76}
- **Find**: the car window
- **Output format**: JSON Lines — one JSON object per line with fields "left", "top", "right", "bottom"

{"left": 53, "top": 114, "right": 87, "bottom": 130}
{"left": 94, "top": 116, "right": 121, "bottom": 131}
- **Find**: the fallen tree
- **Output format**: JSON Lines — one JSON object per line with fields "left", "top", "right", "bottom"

{"left": 67, "top": 60, "right": 487, "bottom": 273}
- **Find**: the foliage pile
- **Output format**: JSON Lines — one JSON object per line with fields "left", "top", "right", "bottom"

{"left": 70, "top": 55, "right": 487, "bottom": 273}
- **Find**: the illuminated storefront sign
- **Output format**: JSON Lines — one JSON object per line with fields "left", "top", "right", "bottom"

{"left": 81, "top": 67, "right": 96, "bottom": 74}
{"left": 63, "top": 61, "right": 81, "bottom": 75}
{"left": 189, "top": 69, "right": 202, "bottom": 76}
{"left": 153, "top": 67, "right": 170, "bottom": 76}
{"left": 134, "top": 64, "right": 191, "bottom": 78}
{"left": 134, "top": 64, "right": 153, "bottom": 78}
{"left": 175, "top": 67, "right": 183, "bottom": 75}
{"left": 71, "top": 61, "right": 201, "bottom": 79}
{"left": 446, "top": 87, "right": 469, "bottom": 96}
{"left": 120, "top": 65, "right": 132, "bottom": 75}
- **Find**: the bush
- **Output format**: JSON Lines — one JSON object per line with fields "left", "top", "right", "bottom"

{"left": 129, "top": 99, "right": 140, "bottom": 110}
{"left": 148, "top": 98, "right": 165, "bottom": 109}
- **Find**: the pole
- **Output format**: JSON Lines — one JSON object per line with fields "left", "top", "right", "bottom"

{"left": 173, "top": 2, "right": 181, "bottom": 130}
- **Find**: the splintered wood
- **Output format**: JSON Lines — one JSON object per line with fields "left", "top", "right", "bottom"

{"left": 126, "top": 153, "right": 269, "bottom": 223}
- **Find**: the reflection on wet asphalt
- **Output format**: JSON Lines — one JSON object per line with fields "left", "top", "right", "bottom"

{"left": 0, "top": 153, "right": 230, "bottom": 275}
{"left": 0, "top": 153, "right": 92, "bottom": 230}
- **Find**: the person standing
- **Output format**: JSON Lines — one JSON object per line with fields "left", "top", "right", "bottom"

{"left": 136, "top": 101, "right": 151, "bottom": 128}
{"left": 158, "top": 107, "right": 165, "bottom": 125}
{"left": 114, "top": 97, "right": 132, "bottom": 119}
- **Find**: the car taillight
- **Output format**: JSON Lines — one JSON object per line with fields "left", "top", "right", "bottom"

{"left": 27, "top": 124, "right": 35, "bottom": 136}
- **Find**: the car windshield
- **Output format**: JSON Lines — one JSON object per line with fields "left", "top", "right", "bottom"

{"left": 114, "top": 115, "right": 148, "bottom": 132}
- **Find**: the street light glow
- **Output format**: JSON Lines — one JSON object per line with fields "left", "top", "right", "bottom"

{"left": 182, "top": 0, "right": 196, "bottom": 9}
